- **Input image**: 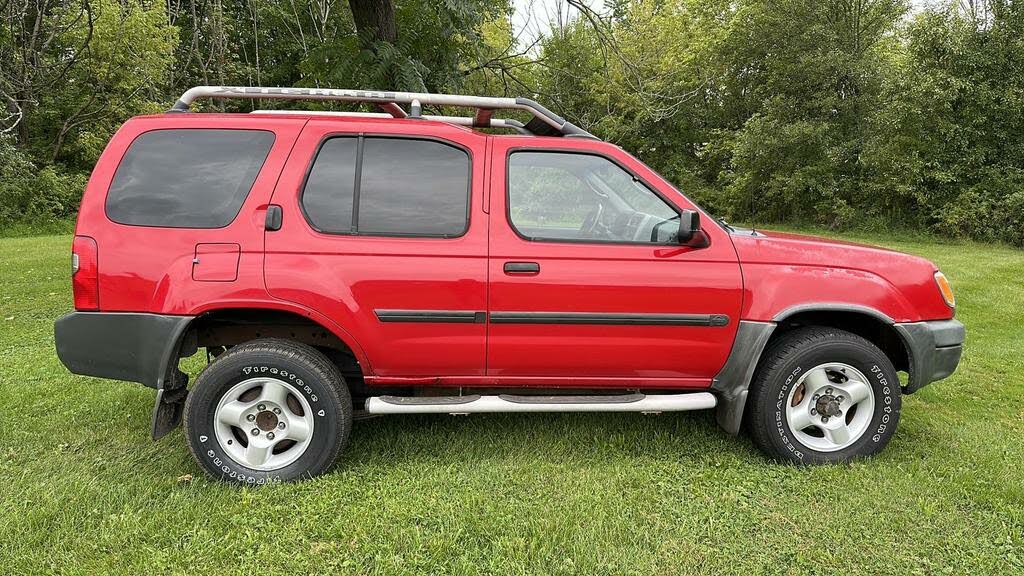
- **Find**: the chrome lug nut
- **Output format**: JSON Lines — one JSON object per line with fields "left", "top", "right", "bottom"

{"left": 822, "top": 416, "right": 830, "bottom": 423}
{"left": 277, "top": 422, "right": 286, "bottom": 430}
{"left": 837, "top": 396, "right": 844, "bottom": 402}
{"left": 273, "top": 407, "right": 281, "bottom": 415}
{"left": 257, "top": 404, "right": 266, "bottom": 411}
{"left": 813, "top": 394, "right": 820, "bottom": 400}
{"left": 811, "top": 409, "right": 818, "bottom": 415}
{"left": 251, "top": 428, "right": 260, "bottom": 436}
{"left": 825, "top": 387, "right": 833, "bottom": 395}
{"left": 246, "top": 414, "right": 256, "bottom": 422}
{"left": 267, "top": 432, "right": 275, "bottom": 440}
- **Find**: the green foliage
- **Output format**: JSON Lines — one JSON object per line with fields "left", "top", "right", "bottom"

{"left": 532, "top": 0, "right": 1024, "bottom": 244}
{"left": 0, "top": 0, "right": 1022, "bottom": 245}
{"left": 0, "top": 137, "right": 87, "bottom": 226}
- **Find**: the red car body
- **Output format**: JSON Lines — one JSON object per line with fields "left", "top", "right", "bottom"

{"left": 55, "top": 109, "right": 962, "bottom": 439}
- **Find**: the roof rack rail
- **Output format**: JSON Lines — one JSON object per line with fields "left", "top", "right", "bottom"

{"left": 169, "top": 86, "right": 596, "bottom": 139}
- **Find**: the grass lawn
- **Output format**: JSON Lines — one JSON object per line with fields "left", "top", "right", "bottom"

{"left": 1, "top": 231, "right": 1022, "bottom": 575}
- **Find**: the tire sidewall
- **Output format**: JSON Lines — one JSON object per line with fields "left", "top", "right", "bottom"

{"left": 768, "top": 341, "right": 901, "bottom": 464}
{"left": 185, "top": 350, "right": 344, "bottom": 484}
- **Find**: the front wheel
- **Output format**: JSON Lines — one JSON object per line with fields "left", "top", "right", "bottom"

{"left": 183, "top": 339, "right": 352, "bottom": 484}
{"left": 746, "top": 327, "right": 902, "bottom": 465}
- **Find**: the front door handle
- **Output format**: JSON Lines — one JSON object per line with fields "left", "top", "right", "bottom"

{"left": 504, "top": 261, "right": 540, "bottom": 274}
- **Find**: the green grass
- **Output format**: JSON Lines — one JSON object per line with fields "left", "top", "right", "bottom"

{"left": 1, "top": 230, "right": 1022, "bottom": 575}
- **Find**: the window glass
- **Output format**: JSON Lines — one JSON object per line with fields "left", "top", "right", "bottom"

{"left": 302, "top": 138, "right": 358, "bottom": 233}
{"left": 301, "top": 137, "right": 470, "bottom": 237}
{"left": 508, "top": 151, "right": 678, "bottom": 243}
{"left": 358, "top": 138, "right": 469, "bottom": 236}
{"left": 106, "top": 129, "right": 274, "bottom": 228}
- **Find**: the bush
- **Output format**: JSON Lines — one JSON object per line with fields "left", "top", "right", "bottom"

{"left": 0, "top": 138, "right": 88, "bottom": 232}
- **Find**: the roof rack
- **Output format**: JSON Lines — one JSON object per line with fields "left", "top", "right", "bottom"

{"left": 169, "top": 86, "right": 596, "bottom": 139}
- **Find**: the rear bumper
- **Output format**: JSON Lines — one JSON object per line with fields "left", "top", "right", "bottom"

{"left": 893, "top": 319, "right": 965, "bottom": 394}
{"left": 54, "top": 312, "right": 194, "bottom": 389}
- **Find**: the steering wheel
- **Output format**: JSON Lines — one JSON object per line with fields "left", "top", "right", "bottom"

{"left": 580, "top": 203, "right": 611, "bottom": 239}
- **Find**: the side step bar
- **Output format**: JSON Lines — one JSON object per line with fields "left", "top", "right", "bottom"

{"left": 365, "top": 392, "right": 716, "bottom": 415}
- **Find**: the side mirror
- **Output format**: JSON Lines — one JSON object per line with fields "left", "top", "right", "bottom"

{"left": 677, "top": 209, "right": 700, "bottom": 243}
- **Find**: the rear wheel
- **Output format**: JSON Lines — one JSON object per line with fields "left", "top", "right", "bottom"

{"left": 183, "top": 339, "right": 351, "bottom": 484}
{"left": 746, "top": 327, "right": 901, "bottom": 465}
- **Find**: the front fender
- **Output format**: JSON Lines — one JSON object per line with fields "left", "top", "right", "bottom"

{"left": 740, "top": 263, "right": 919, "bottom": 323}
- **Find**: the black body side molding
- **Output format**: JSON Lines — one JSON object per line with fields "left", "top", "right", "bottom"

{"left": 374, "top": 310, "right": 486, "bottom": 323}
{"left": 488, "top": 312, "right": 730, "bottom": 326}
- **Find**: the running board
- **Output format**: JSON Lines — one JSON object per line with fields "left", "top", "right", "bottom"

{"left": 364, "top": 392, "right": 717, "bottom": 415}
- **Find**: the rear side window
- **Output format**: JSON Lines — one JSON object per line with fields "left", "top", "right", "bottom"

{"left": 106, "top": 129, "right": 275, "bottom": 228}
{"left": 302, "top": 136, "right": 470, "bottom": 237}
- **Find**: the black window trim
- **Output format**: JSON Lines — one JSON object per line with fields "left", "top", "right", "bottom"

{"left": 505, "top": 147, "right": 700, "bottom": 247}
{"left": 104, "top": 127, "right": 277, "bottom": 230}
{"left": 299, "top": 133, "right": 473, "bottom": 239}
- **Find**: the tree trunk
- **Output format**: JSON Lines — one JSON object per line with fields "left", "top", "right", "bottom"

{"left": 348, "top": 0, "right": 398, "bottom": 47}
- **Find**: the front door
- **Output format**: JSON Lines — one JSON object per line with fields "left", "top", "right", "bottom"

{"left": 486, "top": 141, "right": 743, "bottom": 388}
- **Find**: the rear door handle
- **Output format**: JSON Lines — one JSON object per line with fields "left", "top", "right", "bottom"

{"left": 265, "top": 204, "right": 283, "bottom": 231}
{"left": 504, "top": 261, "right": 540, "bottom": 274}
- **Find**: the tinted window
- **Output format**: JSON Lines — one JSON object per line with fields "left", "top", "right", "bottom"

{"left": 358, "top": 138, "right": 469, "bottom": 236}
{"left": 301, "top": 138, "right": 358, "bottom": 233}
{"left": 106, "top": 129, "right": 275, "bottom": 228}
{"left": 301, "top": 137, "right": 470, "bottom": 237}
{"left": 508, "top": 151, "right": 678, "bottom": 244}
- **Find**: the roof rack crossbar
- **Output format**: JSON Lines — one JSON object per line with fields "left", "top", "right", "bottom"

{"left": 169, "top": 86, "right": 594, "bottom": 138}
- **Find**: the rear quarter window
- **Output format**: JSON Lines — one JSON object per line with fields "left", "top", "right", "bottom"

{"left": 105, "top": 129, "right": 275, "bottom": 228}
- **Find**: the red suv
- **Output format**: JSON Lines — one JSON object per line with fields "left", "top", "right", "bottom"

{"left": 55, "top": 86, "right": 964, "bottom": 483}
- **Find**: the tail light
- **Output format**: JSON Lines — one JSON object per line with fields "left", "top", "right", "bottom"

{"left": 72, "top": 235, "right": 99, "bottom": 310}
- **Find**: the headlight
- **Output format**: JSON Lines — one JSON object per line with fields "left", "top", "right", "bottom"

{"left": 934, "top": 271, "right": 955, "bottom": 308}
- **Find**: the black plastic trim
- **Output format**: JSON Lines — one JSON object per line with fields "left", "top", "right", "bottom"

{"left": 488, "top": 312, "right": 729, "bottom": 326}
{"left": 54, "top": 312, "right": 194, "bottom": 389}
{"left": 710, "top": 321, "right": 776, "bottom": 436}
{"left": 893, "top": 319, "right": 965, "bottom": 393}
{"left": 773, "top": 303, "right": 896, "bottom": 324}
{"left": 374, "top": 309, "right": 485, "bottom": 323}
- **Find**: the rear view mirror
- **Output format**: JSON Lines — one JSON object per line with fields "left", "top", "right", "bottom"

{"left": 678, "top": 210, "right": 700, "bottom": 243}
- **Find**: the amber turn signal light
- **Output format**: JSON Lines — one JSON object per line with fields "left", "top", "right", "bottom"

{"left": 934, "top": 271, "right": 955, "bottom": 309}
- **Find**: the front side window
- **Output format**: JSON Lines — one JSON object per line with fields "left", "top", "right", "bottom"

{"left": 507, "top": 151, "right": 678, "bottom": 244}
{"left": 302, "top": 136, "right": 470, "bottom": 237}
{"left": 106, "top": 129, "right": 275, "bottom": 228}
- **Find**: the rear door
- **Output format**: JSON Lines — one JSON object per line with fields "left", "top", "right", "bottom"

{"left": 264, "top": 120, "right": 489, "bottom": 378}
{"left": 486, "top": 140, "right": 743, "bottom": 387}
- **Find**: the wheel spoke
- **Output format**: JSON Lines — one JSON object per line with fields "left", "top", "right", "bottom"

{"left": 836, "top": 378, "right": 872, "bottom": 405}
{"left": 287, "top": 418, "right": 312, "bottom": 442}
{"left": 244, "top": 441, "right": 272, "bottom": 467}
{"left": 787, "top": 403, "right": 814, "bottom": 431}
{"left": 822, "top": 422, "right": 853, "bottom": 446}
{"left": 803, "top": 367, "right": 831, "bottom": 393}
{"left": 218, "top": 400, "right": 250, "bottom": 427}
{"left": 259, "top": 379, "right": 290, "bottom": 407}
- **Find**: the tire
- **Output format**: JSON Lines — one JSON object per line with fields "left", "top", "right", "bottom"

{"left": 183, "top": 338, "right": 352, "bottom": 484}
{"left": 746, "top": 327, "right": 901, "bottom": 465}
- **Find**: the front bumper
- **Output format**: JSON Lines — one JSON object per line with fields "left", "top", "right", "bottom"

{"left": 893, "top": 319, "right": 965, "bottom": 394}
{"left": 54, "top": 312, "right": 194, "bottom": 389}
